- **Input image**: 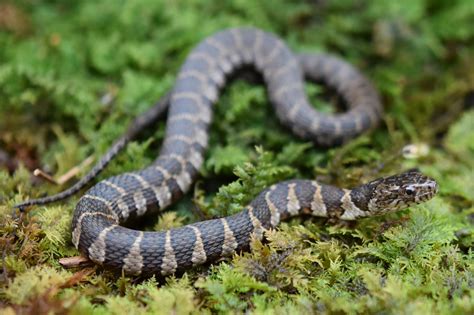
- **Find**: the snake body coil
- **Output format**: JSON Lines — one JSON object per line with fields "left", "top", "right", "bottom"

{"left": 18, "top": 28, "right": 438, "bottom": 276}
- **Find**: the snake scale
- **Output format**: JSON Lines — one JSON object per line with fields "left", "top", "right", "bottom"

{"left": 16, "top": 28, "right": 438, "bottom": 276}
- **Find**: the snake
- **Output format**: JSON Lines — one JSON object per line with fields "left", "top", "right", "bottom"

{"left": 15, "top": 27, "right": 438, "bottom": 276}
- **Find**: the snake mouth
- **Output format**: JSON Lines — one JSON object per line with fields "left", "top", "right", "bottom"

{"left": 426, "top": 179, "right": 438, "bottom": 195}
{"left": 416, "top": 180, "right": 438, "bottom": 202}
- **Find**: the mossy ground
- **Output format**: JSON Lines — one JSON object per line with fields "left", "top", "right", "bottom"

{"left": 0, "top": 1, "right": 473, "bottom": 314}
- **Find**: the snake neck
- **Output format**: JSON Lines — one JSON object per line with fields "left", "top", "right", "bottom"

{"left": 347, "top": 185, "right": 374, "bottom": 213}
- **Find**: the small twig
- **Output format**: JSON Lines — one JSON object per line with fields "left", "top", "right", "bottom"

{"left": 33, "top": 169, "right": 57, "bottom": 184}
{"left": 59, "top": 255, "right": 93, "bottom": 269}
{"left": 60, "top": 268, "right": 95, "bottom": 288}
{"left": 33, "top": 155, "right": 95, "bottom": 185}
{"left": 56, "top": 156, "right": 94, "bottom": 185}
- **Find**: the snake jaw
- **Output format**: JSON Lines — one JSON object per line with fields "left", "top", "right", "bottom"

{"left": 408, "top": 180, "right": 438, "bottom": 204}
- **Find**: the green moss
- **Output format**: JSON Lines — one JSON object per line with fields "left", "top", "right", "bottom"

{"left": 444, "top": 109, "right": 474, "bottom": 163}
{"left": 36, "top": 205, "right": 76, "bottom": 263}
{"left": 2, "top": 266, "right": 71, "bottom": 304}
{"left": 1, "top": 0, "right": 473, "bottom": 314}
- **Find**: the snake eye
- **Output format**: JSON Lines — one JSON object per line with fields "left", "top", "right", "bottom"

{"left": 405, "top": 187, "right": 415, "bottom": 195}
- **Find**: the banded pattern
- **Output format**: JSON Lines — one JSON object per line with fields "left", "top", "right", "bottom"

{"left": 18, "top": 28, "right": 438, "bottom": 276}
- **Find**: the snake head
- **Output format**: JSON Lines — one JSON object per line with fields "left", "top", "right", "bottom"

{"left": 366, "top": 169, "right": 438, "bottom": 214}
